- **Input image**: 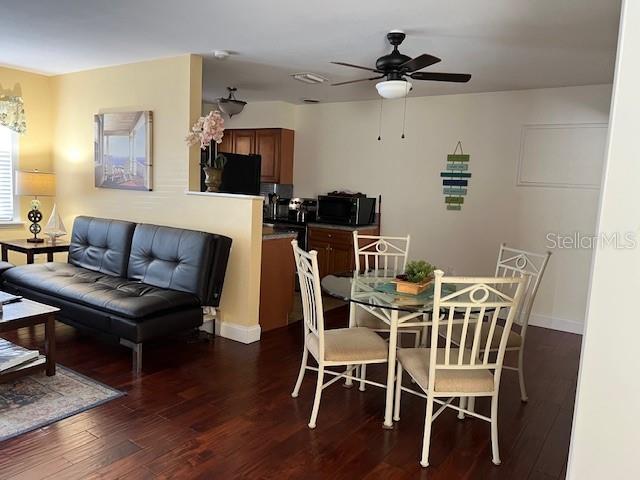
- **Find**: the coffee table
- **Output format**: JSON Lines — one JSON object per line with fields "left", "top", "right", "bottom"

{"left": 0, "top": 298, "right": 60, "bottom": 383}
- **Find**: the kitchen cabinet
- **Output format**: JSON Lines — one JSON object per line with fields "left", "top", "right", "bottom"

{"left": 307, "top": 224, "right": 380, "bottom": 278}
{"left": 218, "top": 131, "right": 233, "bottom": 154}
{"left": 260, "top": 229, "right": 296, "bottom": 332}
{"left": 218, "top": 128, "right": 294, "bottom": 184}
{"left": 232, "top": 129, "right": 255, "bottom": 155}
{"left": 255, "top": 129, "right": 279, "bottom": 183}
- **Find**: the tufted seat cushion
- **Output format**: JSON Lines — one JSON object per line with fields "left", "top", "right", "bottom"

{"left": 2, "top": 262, "right": 199, "bottom": 319}
{"left": 397, "top": 348, "right": 495, "bottom": 393}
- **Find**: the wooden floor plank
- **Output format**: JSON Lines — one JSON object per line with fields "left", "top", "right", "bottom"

{"left": 0, "top": 308, "right": 581, "bottom": 479}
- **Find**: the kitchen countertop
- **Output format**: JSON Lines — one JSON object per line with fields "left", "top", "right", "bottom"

{"left": 262, "top": 226, "right": 298, "bottom": 241}
{"left": 264, "top": 218, "right": 378, "bottom": 232}
{"left": 306, "top": 222, "right": 379, "bottom": 232}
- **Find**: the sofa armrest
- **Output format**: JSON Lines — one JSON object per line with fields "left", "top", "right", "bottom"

{"left": 0, "top": 261, "right": 15, "bottom": 276}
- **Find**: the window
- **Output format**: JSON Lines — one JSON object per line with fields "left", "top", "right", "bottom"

{"left": 0, "top": 126, "right": 17, "bottom": 223}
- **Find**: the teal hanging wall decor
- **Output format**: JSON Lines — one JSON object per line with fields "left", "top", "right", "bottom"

{"left": 441, "top": 141, "right": 471, "bottom": 211}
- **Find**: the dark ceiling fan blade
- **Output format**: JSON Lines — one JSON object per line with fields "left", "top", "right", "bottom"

{"left": 332, "top": 75, "right": 384, "bottom": 86}
{"left": 399, "top": 54, "right": 441, "bottom": 72}
{"left": 410, "top": 72, "right": 471, "bottom": 82}
{"left": 331, "top": 61, "right": 380, "bottom": 73}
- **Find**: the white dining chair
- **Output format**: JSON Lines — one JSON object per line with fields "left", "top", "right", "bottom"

{"left": 447, "top": 244, "right": 551, "bottom": 402}
{"left": 393, "top": 270, "right": 527, "bottom": 467}
{"left": 348, "top": 232, "right": 425, "bottom": 389}
{"left": 290, "top": 240, "right": 389, "bottom": 428}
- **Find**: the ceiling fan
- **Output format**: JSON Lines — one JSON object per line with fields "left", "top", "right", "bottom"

{"left": 331, "top": 30, "right": 471, "bottom": 99}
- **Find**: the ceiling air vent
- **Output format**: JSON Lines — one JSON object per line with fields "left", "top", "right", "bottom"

{"left": 291, "top": 72, "right": 328, "bottom": 84}
{"left": 302, "top": 99, "right": 320, "bottom": 104}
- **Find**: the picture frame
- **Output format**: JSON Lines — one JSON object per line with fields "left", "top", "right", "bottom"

{"left": 94, "top": 111, "right": 153, "bottom": 191}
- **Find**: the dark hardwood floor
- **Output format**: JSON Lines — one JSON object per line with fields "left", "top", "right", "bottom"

{"left": 0, "top": 307, "right": 581, "bottom": 479}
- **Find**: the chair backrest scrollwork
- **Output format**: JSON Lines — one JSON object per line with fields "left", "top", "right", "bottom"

{"left": 353, "top": 232, "right": 410, "bottom": 275}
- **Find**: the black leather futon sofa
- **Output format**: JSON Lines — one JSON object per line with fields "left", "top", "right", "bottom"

{"left": 1, "top": 216, "right": 232, "bottom": 372}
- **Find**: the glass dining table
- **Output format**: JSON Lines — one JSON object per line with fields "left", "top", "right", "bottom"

{"left": 321, "top": 270, "right": 441, "bottom": 429}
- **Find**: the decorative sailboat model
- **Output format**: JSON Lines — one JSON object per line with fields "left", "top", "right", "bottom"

{"left": 43, "top": 204, "right": 67, "bottom": 242}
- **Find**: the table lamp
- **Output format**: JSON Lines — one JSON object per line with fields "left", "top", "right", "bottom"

{"left": 15, "top": 170, "right": 56, "bottom": 243}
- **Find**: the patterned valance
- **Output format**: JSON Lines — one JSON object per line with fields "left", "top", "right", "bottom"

{"left": 0, "top": 96, "right": 26, "bottom": 134}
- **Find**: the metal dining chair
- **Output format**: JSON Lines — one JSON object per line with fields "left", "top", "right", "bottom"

{"left": 347, "top": 232, "right": 426, "bottom": 389}
{"left": 290, "top": 240, "right": 389, "bottom": 428}
{"left": 393, "top": 270, "right": 527, "bottom": 467}
{"left": 446, "top": 244, "right": 551, "bottom": 403}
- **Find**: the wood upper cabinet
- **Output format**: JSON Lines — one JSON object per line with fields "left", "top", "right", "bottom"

{"left": 217, "top": 128, "right": 294, "bottom": 184}
{"left": 255, "top": 129, "right": 280, "bottom": 183}
{"left": 232, "top": 129, "right": 255, "bottom": 155}
{"left": 218, "top": 131, "right": 233, "bottom": 154}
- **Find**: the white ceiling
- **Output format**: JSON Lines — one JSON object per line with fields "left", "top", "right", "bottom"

{"left": 0, "top": 0, "right": 621, "bottom": 104}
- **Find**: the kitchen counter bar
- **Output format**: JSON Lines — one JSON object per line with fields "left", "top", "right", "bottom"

{"left": 262, "top": 226, "right": 298, "bottom": 241}
{"left": 306, "top": 222, "right": 380, "bottom": 232}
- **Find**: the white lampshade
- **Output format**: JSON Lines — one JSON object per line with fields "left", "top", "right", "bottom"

{"left": 375, "top": 80, "right": 413, "bottom": 99}
{"left": 15, "top": 170, "right": 56, "bottom": 197}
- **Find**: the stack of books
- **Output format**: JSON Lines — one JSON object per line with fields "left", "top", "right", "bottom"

{"left": 0, "top": 339, "right": 40, "bottom": 373}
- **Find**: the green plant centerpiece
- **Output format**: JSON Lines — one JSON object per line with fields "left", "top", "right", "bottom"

{"left": 394, "top": 260, "right": 436, "bottom": 295}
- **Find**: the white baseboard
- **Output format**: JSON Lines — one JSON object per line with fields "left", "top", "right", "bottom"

{"left": 529, "top": 313, "right": 584, "bottom": 335}
{"left": 214, "top": 319, "right": 261, "bottom": 344}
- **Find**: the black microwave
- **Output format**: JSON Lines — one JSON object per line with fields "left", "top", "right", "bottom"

{"left": 316, "top": 195, "right": 376, "bottom": 226}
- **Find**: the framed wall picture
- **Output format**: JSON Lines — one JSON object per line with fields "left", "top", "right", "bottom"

{"left": 94, "top": 111, "right": 153, "bottom": 191}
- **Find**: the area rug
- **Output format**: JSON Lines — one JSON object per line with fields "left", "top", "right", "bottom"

{"left": 0, "top": 366, "right": 124, "bottom": 442}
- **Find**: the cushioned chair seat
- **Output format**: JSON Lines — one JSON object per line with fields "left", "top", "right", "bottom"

{"left": 449, "top": 323, "right": 522, "bottom": 350}
{"left": 354, "top": 306, "right": 422, "bottom": 332}
{"left": 306, "top": 327, "right": 389, "bottom": 362}
{"left": 3, "top": 262, "right": 200, "bottom": 319}
{"left": 354, "top": 308, "right": 389, "bottom": 330}
{"left": 397, "top": 348, "right": 495, "bottom": 393}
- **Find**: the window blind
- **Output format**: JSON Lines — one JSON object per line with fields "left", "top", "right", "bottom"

{"left": 0, "top": 127, "right": 15, "bottom": 222}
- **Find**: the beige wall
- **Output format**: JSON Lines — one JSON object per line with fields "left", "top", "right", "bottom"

{"left": 0, "top": 66, "right": 56, "bottom": 261}
{"left": 51, "top": 55, "right": 262, "bottom": 329}
{"left": 568, "top": 1, "right": 640, "bottom": 477}
{"left": 292, "top": 85, "right": 611, "bottom": 332}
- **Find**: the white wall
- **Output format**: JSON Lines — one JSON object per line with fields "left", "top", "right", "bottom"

{"left": 293, "top": 85, "right": 611, "bottom": 332}
{"left": 568, "top": 1, "right": 640, "bottom": 477}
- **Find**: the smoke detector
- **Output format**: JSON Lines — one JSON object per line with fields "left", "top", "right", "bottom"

{"left": 213, "top": 50, "right": 230, "bottom": 60}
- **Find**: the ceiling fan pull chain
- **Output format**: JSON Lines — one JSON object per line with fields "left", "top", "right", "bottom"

{"left": 377, "top": 97, "right": 384, "bottom": 141}
{"left": 401, "top": 82, "right": 409, "bottom": 139}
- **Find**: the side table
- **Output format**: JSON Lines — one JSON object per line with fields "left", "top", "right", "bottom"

{"left": 0, "top": 239, "right": 70, "bottom": 264}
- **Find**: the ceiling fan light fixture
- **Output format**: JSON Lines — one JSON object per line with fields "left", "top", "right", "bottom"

{"left": 216, "top": 87, "right": 247, "bottom": 117}
{"left": 375, "top": 80, "right": 412, "bottom": 99}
